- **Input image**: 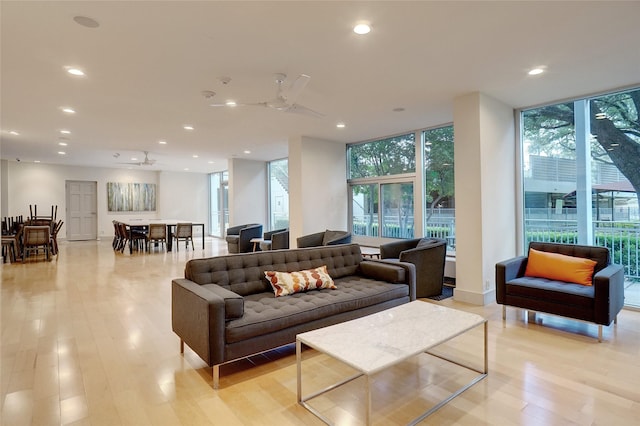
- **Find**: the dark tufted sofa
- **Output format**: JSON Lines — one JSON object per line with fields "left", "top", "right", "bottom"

{"left": 496, "top": 242, "right": 625, "bottom": 341}
{"left": 172, "top": 243, "right": 416, "bottom": 388}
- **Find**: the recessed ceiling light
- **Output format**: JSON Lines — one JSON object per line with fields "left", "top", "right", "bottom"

{"left": 34, "top": 160, "right": 41, "bottom": 163}
{"left": 184, "top": 168, "right": 190, "bottom": 171}
{"left": 192, "top": 154, "right": 199, "bottom": 158}
{"left": 183, "top": 125, "right": 194, "bottom": 130}
{"left": 336, "top": 123, "right": 346, "bottom": 128}
{"left": 60, "top": 129, "right": 71, "bottom": 134}
{"left": 131, "top": 157, "right": 138, "bottom": 161}
{"left": 225, "top": 100, "right": 237, "bottom": 107}
{"left": 158, "top": 140, "right": 167, "bottom": 145}
{"left": 58, "top": 151, "right": 66, "bottom": 155}
{"left": 58, "top": 142, "right": 68, "bottom": 146}
{"left": 528, "top": 67, "right": 545, "bottom": 76}
{"left": 9, "top": 130, "right": 19, "bottom": 135}
{"left": 243, "top": 150, "right": 251, "bottom": 154}
{"left": 208, "top": 161, "right": 214, "bottom": 164}
{"left": 61, "top": 107, "right": 76, "bottom": 114}
{"left": 66, "top": 67, "right": 85, "bottom": 76}
{"left": 353, "top": 23, "right": 371, "bottom": 35}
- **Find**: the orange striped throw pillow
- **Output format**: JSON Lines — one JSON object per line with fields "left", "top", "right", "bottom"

{"left": 265, "top": 265, "right": 336, "bottom": 297}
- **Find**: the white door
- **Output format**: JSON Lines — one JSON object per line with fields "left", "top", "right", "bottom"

{"left": 66, "top": 180, "right": 97, "bottom": 241}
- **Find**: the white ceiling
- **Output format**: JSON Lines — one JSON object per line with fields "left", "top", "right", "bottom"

{"left": 2, "top": 1, "right": 640, "bottom": 173}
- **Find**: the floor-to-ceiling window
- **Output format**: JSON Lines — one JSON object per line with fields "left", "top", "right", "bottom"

{"left": 209, "top": 171, "right": 228, "bottom": 237}
{"left": 348, "top": 133, "right": 416, "bottom": 243}
{"left": 521, "top": 86, "right": 640, "bottom": 307}
{"left": 268, "top": 158, "right": 289, "bottom": 230}
{"left": 423, "top": 124, "right": 455, "bottom": 253}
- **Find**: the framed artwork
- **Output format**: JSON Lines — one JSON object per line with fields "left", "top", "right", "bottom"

{"left": 107, "top": 182, "right": 156, "bottom": 212}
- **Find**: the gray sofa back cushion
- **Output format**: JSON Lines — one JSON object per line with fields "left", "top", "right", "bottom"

{"left": 184, "top": 244, "right": 363, "bottom": 296}
{"left": 529, "top": 242, "right": 610, "bottom": 274}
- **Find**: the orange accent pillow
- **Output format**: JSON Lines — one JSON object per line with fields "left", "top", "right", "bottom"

{"left": 524, "top": 248, "right": 597, "bottom": 286}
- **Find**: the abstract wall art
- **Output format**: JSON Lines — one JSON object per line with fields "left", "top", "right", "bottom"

{"left": 107, "top": 182, "right": 156, "bottom": 212}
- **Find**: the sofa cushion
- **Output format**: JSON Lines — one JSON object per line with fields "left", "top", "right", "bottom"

{"left": 265, "top": 265, "right": 336, "bottom": 297}
{"left": 506, "top": 276, "right": 595, "bottom": 309}
{"left": 525, "top": 248, "right": 597, "bottom": 286}
{"left": 224, "top": 277, "right": 409, "bottom": 343}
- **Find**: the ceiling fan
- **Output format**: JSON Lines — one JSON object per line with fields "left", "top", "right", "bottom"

{"left": 120, "top": 151, "right": 157, "bottom": 166}
{"left": 210, "top": 73, "right": 325, "bottom": 118}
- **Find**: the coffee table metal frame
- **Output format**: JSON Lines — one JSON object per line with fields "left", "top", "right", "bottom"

{"left": 296, "top": 301, "right": 488, "bottom": 425}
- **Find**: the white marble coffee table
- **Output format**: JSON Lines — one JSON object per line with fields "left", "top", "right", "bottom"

{"left": 296, "top": 300, "right": 487, "bottom": 425}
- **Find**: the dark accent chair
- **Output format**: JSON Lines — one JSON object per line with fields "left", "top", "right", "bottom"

{"left": 296, "top": 229, "right": 351, "bottom": 248}
{"left": 496, "top": 242, "right": 625, "bottom": 341}
{"left": 380, "top": 238, "right": 447, "bottom": 298}
{"left": 259, "top": 228, "right": 289, "bottom": 251}
{"left": 225, "top": 223, "right": 263, "bottom": 253}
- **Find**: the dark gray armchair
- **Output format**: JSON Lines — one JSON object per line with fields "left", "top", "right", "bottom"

{"left": 296, "top": 229, "right": 351, "bottom": 248}
{"left": 496, "top": 242, "right": 624, "bottom": 341}
{"left": 380, "top": 238, "right": 447, "bottom": 298}
{"left": 225, "top": 223, "right": 263, "bottom": 253}
{"left": 259, "top": 228, "right": 289, "bottom": 250}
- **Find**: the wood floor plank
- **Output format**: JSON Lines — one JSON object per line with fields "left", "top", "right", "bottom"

{"left": 2, "top": 238, "right": 640, "bottom": 425}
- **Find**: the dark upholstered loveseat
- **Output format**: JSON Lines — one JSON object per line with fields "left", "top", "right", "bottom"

{"left": 172, "top": 243, "right": 416, "bottom": 388}
{"left": 496, "top": 242, "right": 625, "bottom": 341}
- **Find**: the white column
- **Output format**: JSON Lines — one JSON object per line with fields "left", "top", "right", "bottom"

{"left": 574, "top": 99, "right": 593, "bottom": 244}
{"left": 453, "top": 92, "right": 516, "bottom": 305}
{"left": 288, "top": 136, "right": 347, "bottom": 247}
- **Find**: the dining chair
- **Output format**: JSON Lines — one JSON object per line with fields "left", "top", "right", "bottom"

{"left": 23, "top": 225, "right": 51, "bottom": 261}
{"left": 173, "top": 223, "right": 194, "bottom": 251}
{"left": 147, "top": 223, "right": 167, "bottom": 252}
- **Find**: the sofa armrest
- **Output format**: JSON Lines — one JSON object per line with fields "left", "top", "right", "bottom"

{"left": 297, "top": 232, "right": 324, "bottom": 248}
{"left": 171, "top": 278, "right": 228, "bottom": 366}
{"left": 593, "top": 263, "right": 625, "bottom": 325}
{"left": 380, "top": 239, "right": 420, "bottom": 259}
{"left": 495, "top": 256, "right": 527, "bottom": 304}
{"left": 360, "top": 259, "right": 417, "bottom": 301}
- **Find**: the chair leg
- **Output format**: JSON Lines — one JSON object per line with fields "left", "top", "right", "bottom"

{"left": 598, "top": 325, "right": 603, "bottom": 343}
{"left": 502, "top": 305, "right": 506, "bottom": 320}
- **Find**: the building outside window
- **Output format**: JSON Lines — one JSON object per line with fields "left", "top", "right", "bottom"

{"left": 268, "top": 158, "right": 289, "bottom": 230}
{"left": 520, "top": 86, "right": 640, "bottom": 307}
{"left": 209, "top": 171, "right": 228, "bottom": 238}
{"left": 348, "top": 133, "right": 416, "bottom": 242}
{"left": 423, "top": 125, "right": 455, "bottom": 253}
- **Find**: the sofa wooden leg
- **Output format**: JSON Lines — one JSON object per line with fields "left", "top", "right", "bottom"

{"left": 213, "top": 365, "right": 220, "bottom": 389}
{"left": 614, "top": 316, "right": 618, "bottom": 325}
{"left": 502, "top": 305, "right": 506, "bottom": 321}
{"left": 598, "top": 325, "right": 603, "bottom": 343}
{"left": 180, "top": 339, "right": 184, "bottom": 354}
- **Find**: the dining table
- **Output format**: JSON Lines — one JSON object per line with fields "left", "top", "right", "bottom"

{"left": 118, "top": 219, "right": 205, "bottom": 254}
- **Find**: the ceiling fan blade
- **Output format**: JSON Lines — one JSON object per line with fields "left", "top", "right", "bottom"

{"left": 285, "top": 74, "right": 310, "bottom": 104}
{"left": 286, "top": 103, "right": 325, "bottom": 118}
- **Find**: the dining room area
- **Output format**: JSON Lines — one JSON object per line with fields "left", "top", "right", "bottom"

{"left": 1, "top": 205, "right": 64, "bottom": 263}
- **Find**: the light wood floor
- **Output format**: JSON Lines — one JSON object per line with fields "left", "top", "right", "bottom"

{"left": 2, "top": 238, "right": 640, "bottom": 425}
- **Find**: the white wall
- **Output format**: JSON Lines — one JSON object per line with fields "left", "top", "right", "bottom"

{"left": 3, "top": 161, "right": 208, "bottom": 238}
{"left": 453, "top": 92, "right": 516, "bottom": 305}
{"left": 228, "top": 158, "right": 267, "bottom": 228}
{"left": 288, "top": 136, "right": 347, "bottom": 244}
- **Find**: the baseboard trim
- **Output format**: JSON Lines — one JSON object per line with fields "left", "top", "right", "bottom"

{"left": 453, "top": 287, "right": 495, "bottom": 306}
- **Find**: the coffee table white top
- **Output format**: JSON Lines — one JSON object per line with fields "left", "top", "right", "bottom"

{"left": 297, "top": 301, "right": 486, "bottom": 375}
